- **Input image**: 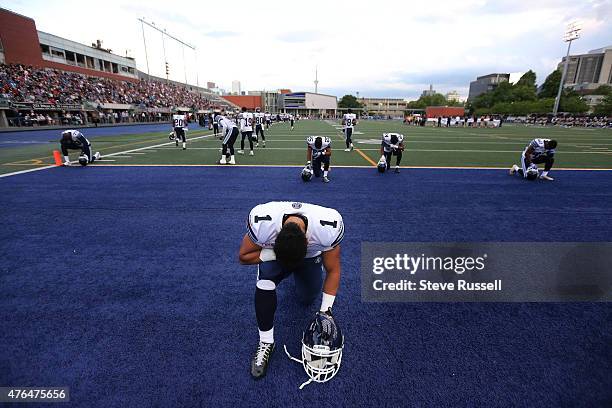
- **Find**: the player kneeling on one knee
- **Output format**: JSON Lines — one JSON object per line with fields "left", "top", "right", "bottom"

{"left": 304, "top": 136, "right": 332, "bottom": 183}
{"left": 60, "top": 130, "right": 100, "bottom": 166}
{"left": 509, "top": 138, "right": 557, "bottom": 181}
{"left": 238, "top": 201, "right": 344, "bottom": 380}
{"left": 379, "top": 132, "right": 404, "bottom": 173}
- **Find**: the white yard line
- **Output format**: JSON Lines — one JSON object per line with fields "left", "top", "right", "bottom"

{"left": 0, "top": 132, "right": 215, "bottom": 178}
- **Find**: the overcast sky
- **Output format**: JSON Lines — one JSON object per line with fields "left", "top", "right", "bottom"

{"left": 3, "top": 0, "right": 612, "bottom": 99}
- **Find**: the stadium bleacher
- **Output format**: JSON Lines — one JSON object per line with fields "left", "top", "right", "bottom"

{"left": 0, "top": 63, "right": 235, "bottom": 127}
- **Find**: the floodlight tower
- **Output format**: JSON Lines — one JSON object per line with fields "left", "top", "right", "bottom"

{"left": 553, "top": 22, "right": 581, "bottom": 116}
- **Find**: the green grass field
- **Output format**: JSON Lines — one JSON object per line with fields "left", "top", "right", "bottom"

{"left": 1, "top": 120, "right": 612, "bottom": 176}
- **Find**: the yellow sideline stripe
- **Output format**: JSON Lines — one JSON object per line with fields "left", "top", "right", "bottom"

{"left": 355, "top": 149, "right": 377, "bottom": 166}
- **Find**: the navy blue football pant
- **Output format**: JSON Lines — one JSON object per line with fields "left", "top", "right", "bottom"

{"left": 384, "top": 149, "right": 402, "bottom": 168}
{"left": 255, "top": 256, "right": 324, "bottom": 331}
{"left": 61, "top": 140, "right": 93, "bottom": 162}
{"left": 345, "top": 127, "right": 353, "bottom": 148}
{"left": 255, "top": 125, "right": 265, "bottom": 141}
{"left": 240, "top": 130, "right": 254, "bottom": 151}
{"left": 520, "top": 154, "right": 554, "bottom": 177}
{"left": 313, "top": 155, "right": 330, "bottom": 177}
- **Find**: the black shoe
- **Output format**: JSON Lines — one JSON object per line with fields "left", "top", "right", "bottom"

{"left": 175, "top": 140, "right": 179, "bottom": 147}
{"left": 251, "top": 342, "right": 274, "bottom": 380}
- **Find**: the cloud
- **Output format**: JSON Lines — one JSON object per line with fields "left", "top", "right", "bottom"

{"left": 276, "top": 30, "right": 322, "bottom": 43}
{"left": 2, "top": 0, "right": 612, "bottom": 98}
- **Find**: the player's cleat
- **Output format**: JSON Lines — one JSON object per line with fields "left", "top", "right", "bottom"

{"left": 63, "top": 161, "right": 71, "bottom": 167}
{"left": 250, "top": 150, "right": 254, "bottom": 156}
{"left": 350, "top": 143, "right": 354, "bottom": 151}
{"left": 540, "top": 174, "right": 554, "bottom": 181}
{"left": 238, "top": 150, "right": 244, "bottom": 155}
{"left": 394, "top": 166, "right": 400, "bottom": 174}
{"left": 323, "top": 176, "right": 330, "bottom": 183}
{"left": 262, "top": 141, "right": 266, "bottom": 148}
{"left": 509, "top": 164, "right": 519, "bottom": 175}
{"left": 344, "top": 148, "right": 350, "bottom": 152}
{"left": 251, "top": 341, "right": 275, "bottom": 380}
{"left": 229, "top": 156, "right": 236, "bottom": 165}
{"left": 94, "top": 152, "right": 101, "bottom": 160}
{"left": 255, "top": 142, "right": 259, "bottom": 148}
{"left": 219, "top": 156, "right": 227, "bottom": 165}
{"left": 175, "top": 140, "right": 179, "bottom": 147}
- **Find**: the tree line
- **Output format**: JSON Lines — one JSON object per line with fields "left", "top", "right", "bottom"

{"left": 337, "top": 69, "right": 612, "bottom": 116}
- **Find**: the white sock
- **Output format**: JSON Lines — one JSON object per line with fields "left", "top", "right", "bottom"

{"left": 542, "top": 171, "right": 548, "bottom": 176}
{"left": 324, "top": 170, "right": 328, "bottom": 177}
{"left": 259, "top": 328, "right": 274, "bottom": 343}
{"left": 182, "top": 142, "right": 186, "bottom": 148}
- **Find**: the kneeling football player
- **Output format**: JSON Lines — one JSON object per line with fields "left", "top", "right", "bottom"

{"left": 239, "top": 201, "right": 344, "bottom": 380}
{"left": 380, "top": 132, "right": 405, "bottom": 173}
{"left": 60, "top": 130, "right": 100, "bottom": 166}
{"left": 306, "top": 136, "right": 332, "bottom": 183}
{"left": 509, "top": 138, "right": 557, "bottom": 181}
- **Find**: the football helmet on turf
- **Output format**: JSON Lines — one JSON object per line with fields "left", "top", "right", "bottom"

{"left": 301, "top": 166, "right": 313, "bottom": 182}
{"left": 168, "top": 131, "right": 176, "bottom": 141}
{"left": 284, "top": 310, "right": 344, "bottom": 389}
{"left": 377, "top": 156, "right": 387, "bottom": 173}
{"left": 78, "top": 155, "right": 89, "bottom": 166}
{"left": 526, "top": 164, "right": 539, "bottom": 180}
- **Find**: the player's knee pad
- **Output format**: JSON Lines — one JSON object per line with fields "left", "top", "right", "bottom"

{"left": 256, "top": 279, "right": 276, "bottom": 291}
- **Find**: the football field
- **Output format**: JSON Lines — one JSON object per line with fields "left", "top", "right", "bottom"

{"left": 1, "top": 119, "right": 612, "bottom": 174}
{"left": 1, "top": 121, "right": 611, "bottom": 407}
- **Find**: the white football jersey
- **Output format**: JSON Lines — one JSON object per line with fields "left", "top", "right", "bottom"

{"left": 523, "top": 138, "right": 554, "bottom": 158}
{"left": 172, "top": 114, "right": 188, "bottom": 129}
{"left": 247, "top": 201, "right": 344, "bottom": 258}
{"left": 62, "top": 129, "right": 85, "bottom": 142}
{"left": 382, "top": 133, "right": 404, "bottom": 152}
{"left": 306, "top": 136, "right": 332, "bottom": 153}
{"left": 254, "top": 112, "right": 265, "bottom": 127}
{"left": 216, "top": 115, "right": 237, "bottom": 129}
{"left": 239, "top": 112, "right": 254, "bottom": 132}
{"left": 264, "top": 113, "right": 271, "bottom": 121}
{"left": 343, "top": 113, "right": 357, "bottom": 128}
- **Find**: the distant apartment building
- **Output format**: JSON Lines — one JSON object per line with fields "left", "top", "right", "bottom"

{"left": 421, "top": 84, "right": 436, "bottom": 98}
{"left": 468, "top": 74, "right": 509, "bottom": 101}
{"left": 558, "top": 45, "right": 612, "bottom": 91}
{"left": 231, "top": 80, "right": 241, "bottom": 95}
{"left": 358, "top": 97, "right": 408, "bottom": 117}
{"left": 445, "top": 90, "right": 461, "bottom": 102}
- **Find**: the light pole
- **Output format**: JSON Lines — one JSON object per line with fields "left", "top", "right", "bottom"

{"left": 553, "top": 21, "right": 581, "bottom": 116}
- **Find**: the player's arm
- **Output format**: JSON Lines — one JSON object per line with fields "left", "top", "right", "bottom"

{"left": 307, "top": 145, "right": 313, "bottom": 162}
{"left": 321, "top": 245, "right": 341, "bottom": 297}
{"left": 524, "top": 146, "right": 534, "bottom": 165}
{"left": 238, "top": 234, "right": 263, "bottom": 264}
{"left": 324, "top": 146, "right": 332, "bottom": 157}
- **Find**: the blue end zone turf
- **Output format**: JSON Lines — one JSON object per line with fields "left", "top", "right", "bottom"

{"left": 1, "top": 167, "right": 611, "bottom": 407}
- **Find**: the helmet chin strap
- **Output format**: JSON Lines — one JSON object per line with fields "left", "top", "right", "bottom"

{"left": 283, "top": 345, "right": 314, "bottom": 390}
{"left": 298, "top": 378, "right": 313, "bottom": 390}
